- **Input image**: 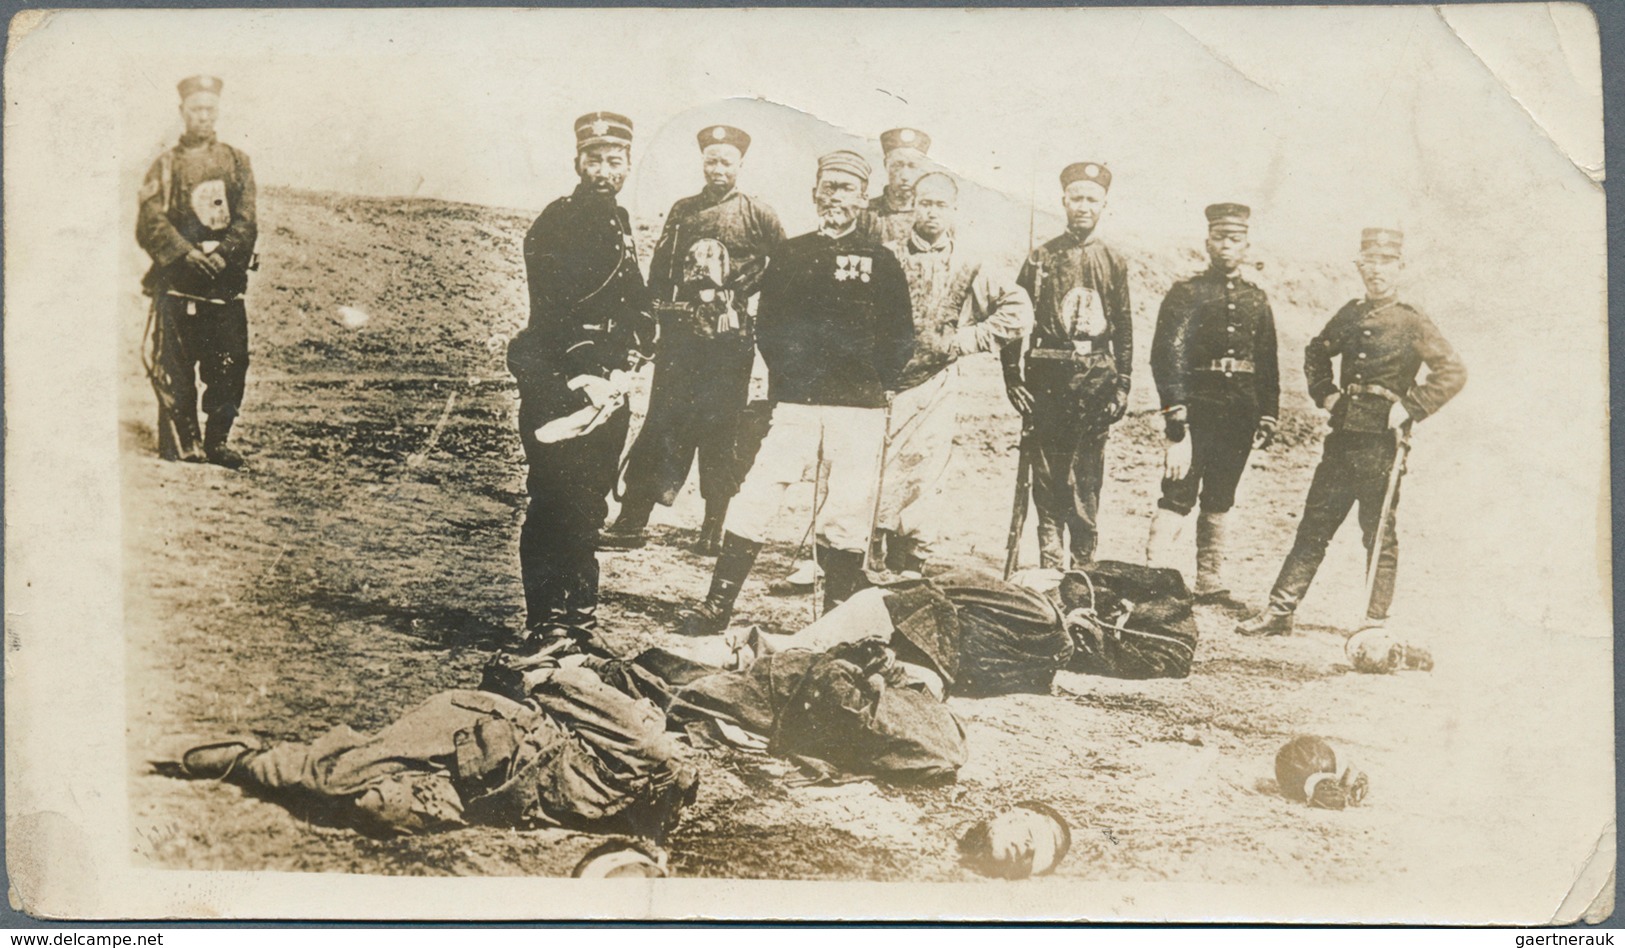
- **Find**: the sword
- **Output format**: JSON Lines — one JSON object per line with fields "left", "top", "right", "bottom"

{"left": 1361, "top": 426, "right": 1411, "bottom": 623}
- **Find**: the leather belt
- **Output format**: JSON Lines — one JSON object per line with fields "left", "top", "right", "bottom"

{"left": 1195, "top": 358, "right": 1254, "bottom": 375}
{"left": 1029, "top": 343, "right": 1108, "bottom": 362}
{"left": 1344, "top": 382, "right": 1399, "bottom": 402}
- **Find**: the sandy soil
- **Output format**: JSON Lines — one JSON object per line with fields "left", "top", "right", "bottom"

{"left": 122, "top": 187, "right": 1604, "bottom": 896}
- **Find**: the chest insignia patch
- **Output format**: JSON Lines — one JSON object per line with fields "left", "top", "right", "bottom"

{"left": 189, "top": 179, "right": 230, "bottom": 232}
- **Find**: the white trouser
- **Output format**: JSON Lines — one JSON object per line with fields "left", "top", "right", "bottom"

{"left": 724, "top": 402, "right": 885, "bottom": 552}
{"left": 876, "top": 367, "right": 959, "bottom": 556}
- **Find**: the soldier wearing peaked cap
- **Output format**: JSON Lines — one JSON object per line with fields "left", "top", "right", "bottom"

{"left": 1237, "top": 227, "right": 1467, "bottom": 637}
{"left": 858, "top": 127, "right": 932, "bottom": 248}
{"left": 676, "top": 148, "right": 915, "bottom": 635}
{"left": 136, "top": 75, "right": 257, "bottom": 469}
{"left": 1145, "top": 203, "right": 1281, "bottom": 602}
{"left": 602, "top": 124, "right": 786, "bottom": 554}
{"left": 506, "top": 111, "right": 654, "bottom": 645}
{"left": 1001, "top": 161, "right": 1133, "bottom": 569}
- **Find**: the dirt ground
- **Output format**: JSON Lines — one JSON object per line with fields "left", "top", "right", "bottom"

{"left": 122, "top": 188, "right": 1605, "bottom": 901}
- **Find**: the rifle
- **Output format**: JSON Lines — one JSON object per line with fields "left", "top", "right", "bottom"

{"left": 1003, "top": 422, "right": 1035, "bottom": 581}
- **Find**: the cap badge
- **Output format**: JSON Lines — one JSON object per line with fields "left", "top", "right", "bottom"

{"left": 711, "top": 126, "right": 727, "bottom": 140}
{"left": 1084, "top": 164, "right": 1098, "bottom": 177}
{"left": 590, "top": 119, "right": 610, "bottom": 136}
{"left": 899, "top": 129, "right": 915, "bottom": 143}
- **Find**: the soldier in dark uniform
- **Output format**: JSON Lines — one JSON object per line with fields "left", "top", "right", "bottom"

{"left": 1238, "top": 228, "right": 1466, "bottom": 636}
{"left": 1145, "top": 203, "right": 1280, "bottom": 602}
{"left": 858, "top": 127, "right": 931, "bottom": 248}
{"left": 601, "top": 125, "right": 786, "bottom": 554}
{"left": 1001, "top": 162, "right": 1133, "bottom": 569}
{"left": 676, "top": 150, "right": 914, "bottom": 635}
{"left": 506, "top": 112, "right": 653, "bottom": 644}
{"left": 136, "top": 75, "right": 257, "bottom": 468}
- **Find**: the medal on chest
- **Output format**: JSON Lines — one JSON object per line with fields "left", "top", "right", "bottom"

{"left": 834, "top": 254, "right": 873, "bottom": 283}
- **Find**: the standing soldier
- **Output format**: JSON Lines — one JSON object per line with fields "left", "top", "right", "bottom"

{"left": 860, "top": 127, "right": 931, "bottom": 247}
{"left": 137, "top": 75, "right": 257, "bottom": 469}
{"left": 676, "top": 150, "right": 914, "bottom": 635}
{"left": 1145, "top": 203, "right": 1280, "bottom": 602}
{"left": 1237, "top": 228, "right": 1466, "bottom": 636}
{"left": 1001, "top": 162, "right": 1133, "bottom": 569}
{"left": 506, "top": 112, "right": 653, "bottom": 645}
{"left": 875, "top": 171, "right": 1033, "bottom": 576}
{"left": 601, "top": 124, "right": 786, "bottom": 554}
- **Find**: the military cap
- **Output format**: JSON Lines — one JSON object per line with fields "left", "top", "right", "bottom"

{"left": 817, "top": 149, "right": 872, "bottom": 183}
{"left": 1359, "top": 227, "right": 1404, "bottom": 258}
{"left": 697, "top": 124, "right": 751, "bottom": 155}
{"left": 880, "top": 127, "right": 931, "bottom": 156}
{"left": 1060, "top": 162, "right": 1112, "bottom": 192}
{"left": 177, "top": 75, "right": 224, "bottom": 99}
{"left": 575, "top": 111, "right": 634, "bottom": 151}
{"left": 1205, "top": 203, "right": 1250, "bottom": 232}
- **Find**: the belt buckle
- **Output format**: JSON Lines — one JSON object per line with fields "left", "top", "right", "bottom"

{"left": 1071, "top": 339, "right": 1094, "bottom": 356}
{"left": 1216, "top": 357, "right": 1238, "bottom": 375}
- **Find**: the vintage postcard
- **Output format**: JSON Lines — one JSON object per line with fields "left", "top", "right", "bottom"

{"left": 3, "top": 3, "right": 1612, "bottom": 923}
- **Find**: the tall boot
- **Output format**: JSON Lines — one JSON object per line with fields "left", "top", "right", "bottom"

{"left": 1145, "top": 508, "right": 1188, "bottom": 570}
{"left": 819, "top": 544, "right": 870, "bottom": 613}
{"left": 1194, "top": 511, "right": 1231, "bottom": 600}
{"left": 203, "top": 413, "right": 243, "bottom": 469}
{"left": 561, "top": 555, "right": 600, "bottom": 632}
{"left": 693, "top": 496, "right": 729, "bottom": 556}
{"left": 601, "top": 493, "right": 656, "bottom": 550}
{"left": 1037, "top": 517, "right": 1066, "bottom": 570}
{"left": 676, "top": 532, "right": 761, "bottom": 635}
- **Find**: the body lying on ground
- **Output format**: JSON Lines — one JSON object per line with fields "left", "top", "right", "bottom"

{"left": 172, "top": 664, "right": 698, "bottom": 840}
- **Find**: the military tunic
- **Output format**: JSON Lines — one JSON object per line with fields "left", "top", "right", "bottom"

{"left": 859, "top": 188, "right": 918, "bottom": 249}
{"left": 875, "top": 232, "right": 1032, "bottom": 569}
{"left": 1266, "top": 297, "right": 1467, "bottom": 620}
{"left": 136, "top": 133, "right": 258, "bottom": 460}
{"left": 619, "top": 188, "right": 785, "bottom": 509}
{"left": 509, "top": 183, "right": 652, "bottom": 631}
{"left": 1005, "top": 228, "right": 1134, "bottom": 567}
{"left": 1150, "top": 266, "right": 1280, "bottom": 515}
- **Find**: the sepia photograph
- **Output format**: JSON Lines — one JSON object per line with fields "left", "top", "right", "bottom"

{"left": 2, "top": 2, "right": 1613, "bottom": 923}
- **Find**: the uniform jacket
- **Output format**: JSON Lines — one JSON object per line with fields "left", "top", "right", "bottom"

{"left": 1150, "top": 266, "right": 1280, "bottom": 420}
{"left": 1305, "top": 298, "right": 1467, "bottom": 433}
{"left": 884, "top": 232, "right": 1033, "bottom": 392}
{"left": 513, "top": 183, "right": 652, "bottom": 387}
{"left": 648, "top": 188, "right": 785, "bottom": 302}
{"left": 136, "top": 133, "right": 257, "bottom": 299}
{"left": 754, "top": 227, "right": 915, "bottom": 409}
{"left": 858, "top": 188, "right": 918, "bottom": 248}
{"left": 1013, "top": 229, "right": 1134, "bottom": 395}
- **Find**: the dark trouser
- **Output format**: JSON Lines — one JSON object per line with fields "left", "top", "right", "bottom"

{"left": 149, "top": 294, "right": 249, "bottom": 460}
{"left": 1158, "top": 402, "right": 1256, "bottom": 515}
{"left": 519, "top": 388, "right": 631, "bottom": 631}
{"left": 621, "top": 334, "right": 755, "bottom": 508}
{"left": 1028, "top": 397, "right": 1113, "bottom": 569}
{"left": 1268, "top": 430, "right": 1403, "bottom": 620}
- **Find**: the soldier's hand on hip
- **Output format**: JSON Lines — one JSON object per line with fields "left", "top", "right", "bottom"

{"left": 1005, "top": 382, "right": 1036, "bottom": 417}
{"left": 1253, "top": 416, "right": 1278, "bottom": 450}
{"left": 1322, "top": 392, "right": 1341, "bottom": 414}
{"left": 1386, "top": 401, "right": 1411, "bottom": 430}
